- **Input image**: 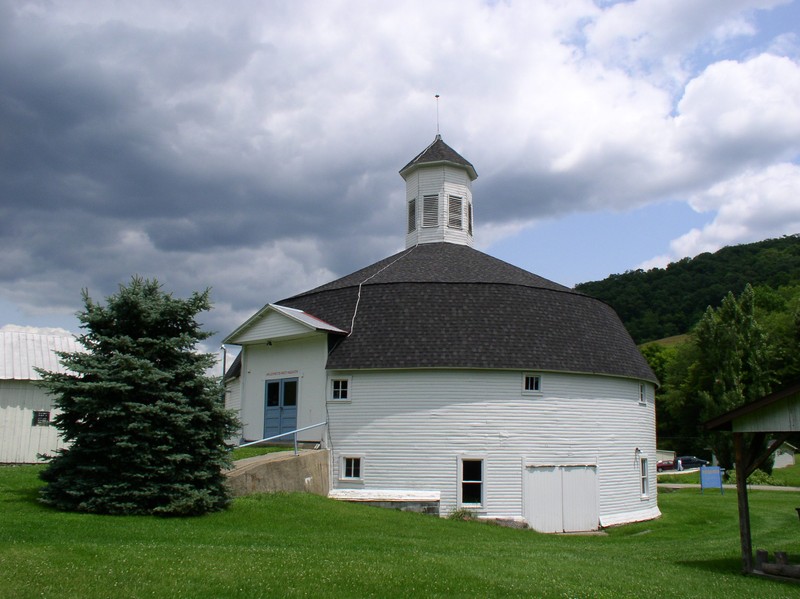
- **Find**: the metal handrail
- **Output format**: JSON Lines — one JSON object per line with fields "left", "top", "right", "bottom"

{"left": 238, "top": 421, "right": 327, "bottom": 455}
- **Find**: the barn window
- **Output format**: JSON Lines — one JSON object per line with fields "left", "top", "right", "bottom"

{"left": 331, "top": 378, "right": 350, "bottom": 401}
{"left": 523, "top": 374, "right": 541, "bottom": 394}
{"left": 460, "top": 458, "right": 483, "bottom": 506}
{"left": 640, "top": 457, "right": 649, "bottom": 497}
{"left": 407, "top": 199, "right": 416, "bottom": 233}
{"left": 342, "top": 456, "right": 362, "bottom": 480}
{"left": 422, "top": 194, "right": 438, "bottom": 227}
{"left": 448, "top": 195, "right": 463, "bottom": 229}
{"left": 467, "top": 202, "right": 473, "bottom": 235}
{"left": 639, "top": 383, "right": 646, "bottom": 404}
{"left": 32, "top": 411, "right": 51, "bottom": 426}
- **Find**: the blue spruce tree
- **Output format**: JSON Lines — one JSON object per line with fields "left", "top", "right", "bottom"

{"left": 38, "top": 277, "right": 238, "bottom": 516}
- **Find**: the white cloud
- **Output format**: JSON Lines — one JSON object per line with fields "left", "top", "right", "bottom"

{"left": 657, "top": 163, "right": 800, "bottom": 261}
{"left": 674, "top": 54, "right": 800, "bottom": 169}
{"left": 586, "top": 0, "right": 789, "bottom": 85}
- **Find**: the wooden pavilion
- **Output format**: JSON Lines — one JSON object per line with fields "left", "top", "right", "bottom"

{"left": 706, "top": 380, "right": 800, "bottom": 578}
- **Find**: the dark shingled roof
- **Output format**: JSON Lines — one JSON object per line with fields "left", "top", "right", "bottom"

{"left": 277, "top": 243, "right": 657, "bottom": 383}
{"left": 399, "top": 135, "right": 478, "bottom": 180}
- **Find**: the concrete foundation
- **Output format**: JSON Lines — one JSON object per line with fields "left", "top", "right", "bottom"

{"left": 352, "top": 500, "right": 440, "bottom": 515}
{"left": 327, "top": 489, "right": 441, "bottom": 515}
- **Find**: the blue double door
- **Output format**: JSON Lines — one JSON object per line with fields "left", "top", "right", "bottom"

{"left": 264, "top": 378, "right": 298, "bottom": 440}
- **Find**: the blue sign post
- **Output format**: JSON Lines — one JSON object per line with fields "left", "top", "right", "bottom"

{"left": 700, "top": 466, "right": 724, "bottom": 494}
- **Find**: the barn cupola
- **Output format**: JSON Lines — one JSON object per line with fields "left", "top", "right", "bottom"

{"left": 399, "top": 135, "right": 478, "bottom": 249}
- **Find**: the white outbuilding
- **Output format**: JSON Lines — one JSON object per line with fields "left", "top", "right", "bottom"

{"left": 224, "top": 135, "right": 660, "bottom": 532}
{"left": 0, "top": 329, "right": 77, "bottom": 463}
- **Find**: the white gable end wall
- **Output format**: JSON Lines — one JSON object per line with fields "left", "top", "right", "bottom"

{"left": 327, "top": 369, "right": 658, "bottom": 529}
{"left": 234, "top": 310, "right": 312, "bottom": 344}
{"left": 1, "top": 380, "right": 65, "bottom": 463}
{"left": 237, "top": 335, "right": 329, "bottom": 443}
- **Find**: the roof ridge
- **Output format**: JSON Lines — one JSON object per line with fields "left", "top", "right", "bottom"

{"left": 287, "top": 279, "right": 583, "bottom": 298}
{"left": 348, "top": 244, "right": 420, "bottom": 335}
{"left": 402, "top": 135, "right": 441, "bottom": 170}
{"left": 283, "top": 243, "right": 575, "bottom": 301}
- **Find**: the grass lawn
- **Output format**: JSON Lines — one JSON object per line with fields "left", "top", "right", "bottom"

{"left": 2, "top": 466, "right": 800, "bottom": 598}
{"left": 230, "top": 445, "right": 291, "bottom": 461}
{"left": 659, "top": 460, "right": 800, "bottom": 487}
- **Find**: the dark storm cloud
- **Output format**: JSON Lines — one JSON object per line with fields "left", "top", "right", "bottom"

{"left": 0, "top": 4, "right": 394, "bottom": 267}
{"left": 1, "top": 1, "right": 799, "bottom": 348}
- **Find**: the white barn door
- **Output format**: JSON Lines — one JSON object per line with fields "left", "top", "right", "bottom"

{"left": 523, "top": 464, "right": 598, "bottom": 533}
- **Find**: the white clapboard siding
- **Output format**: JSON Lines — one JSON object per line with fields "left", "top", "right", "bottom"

{"left": 233, "top": 310, "right": 312, "bottom": 344}
{"left": 236, "top": 335, "right": 329, "bottom": 443}
{"left": 405, "top": 165, "right": 473, "bottom": 248}
{"left": 224, "top": 375, "right": 243, "bottom": 444}
{"left": 733, "top": 396, "right": 800, "bottom": 433}
{"left": 327, "top": 369, "right": 659, "bottom": 528}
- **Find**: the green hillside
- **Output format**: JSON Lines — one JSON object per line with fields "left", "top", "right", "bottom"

{"left": 574, "top": 234, "right": 800, "bottom": 343}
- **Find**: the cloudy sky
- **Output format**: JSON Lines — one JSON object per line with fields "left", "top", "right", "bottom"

{"left": 2, "top": 0, "right": 800, "bottom": 358}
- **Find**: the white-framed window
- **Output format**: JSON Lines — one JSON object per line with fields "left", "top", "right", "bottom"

{"left": 341, "top": 456, "right": 363, "bottom": 480}
{"left": 407, "top": 198, "right": 416, "bottom": 233}
{"left": 458, "top": 456, "right": 484, "bottom": 507}
{"left": 639, "top": 383, "right": 646, "bottom": 405}
{"left": 640, "top": 457, "right": 649, "bottom": 497}
{"left": 522, "top": 373, "right": 542, "bottom": 394}
{"left": 467, "top": 202, "right": 473, "bottom": 235}
{"left": 448, "top": 195, "right": 463, "bottom": 229}
{"left": 422, "top": 194, "right": 438, "bottom": 227}
{"left": 330, "top": 377, "right": 351, "bottom": 401}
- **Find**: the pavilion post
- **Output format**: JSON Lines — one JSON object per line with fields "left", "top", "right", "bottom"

{"left": 734, "top": 432, "right": 753, "bottom": 574}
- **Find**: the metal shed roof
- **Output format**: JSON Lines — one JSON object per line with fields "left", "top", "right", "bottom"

{"left": 0, "top": 330, "right": 80, "bottom": 380}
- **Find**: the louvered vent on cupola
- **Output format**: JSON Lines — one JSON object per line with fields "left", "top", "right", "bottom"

{"left": 448, "top": 196, "right": 463, "bottom": 229}
{"left": 422, "top": 195, "right": 438, "bottom": 227}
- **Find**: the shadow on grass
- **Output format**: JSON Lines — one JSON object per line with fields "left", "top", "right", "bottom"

{"left": 677, "top": 557, "right": 744, "bottom": 577}
{"left": 682, "top": 559, "right": 800, "bottom": 590}
{"left": 1, "top": 485, "right": 42, "bottom": 506}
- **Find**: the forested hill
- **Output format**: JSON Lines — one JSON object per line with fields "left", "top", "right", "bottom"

{"left": 574, "top": 235, "right": 800, "bottom": 344}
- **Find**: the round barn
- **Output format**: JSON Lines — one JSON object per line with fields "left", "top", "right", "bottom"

{"left": 224, "top": 135, "right": 660, "bottom": 532}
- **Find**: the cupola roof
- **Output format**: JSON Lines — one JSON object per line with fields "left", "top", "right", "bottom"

{"left": 399, "top": 134, "right": 478, "bottom": 180}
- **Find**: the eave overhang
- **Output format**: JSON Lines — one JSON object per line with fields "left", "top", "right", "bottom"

{"left": 705, "top": 379, "right": 800, "bottom": 432}
{"left": 399, "top": 159, "right": 478, "bottom": 181}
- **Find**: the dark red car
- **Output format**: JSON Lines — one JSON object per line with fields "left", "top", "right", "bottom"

{"left": 656, "top": 460, "right": 674, "bottom": 472}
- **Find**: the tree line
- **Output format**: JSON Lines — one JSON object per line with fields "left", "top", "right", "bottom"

{"left": 575, "top": 235, "right": 800, "bottom": 344}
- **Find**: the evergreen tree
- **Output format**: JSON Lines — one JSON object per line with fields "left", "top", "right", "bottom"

{"left": 37, "top": 277, "right": 238, "bottom": 516}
